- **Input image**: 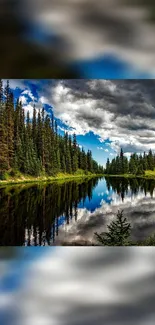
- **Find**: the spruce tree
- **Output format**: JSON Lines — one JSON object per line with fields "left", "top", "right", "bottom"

{"left": 0, "top": 101, "right": 8, "bottom": 175}
{"left": 5, "top": 80, "right": 14, "bottom": 168}
{"left": 95, "top": 210, "right": 131, "bottom": 246}
{"left": 136, "top": 164, "right": 145, "bottom": 176}
{"left": 0, "top": 85, "right": 101, "bottom": 178}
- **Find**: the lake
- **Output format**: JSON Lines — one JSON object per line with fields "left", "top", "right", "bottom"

{"left": 1, "top": 176, "right": 155, "bottom": 245}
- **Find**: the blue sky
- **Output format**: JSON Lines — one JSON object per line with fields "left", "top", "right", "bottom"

{"left": 7, "top": 79, "right": 155, "bottom": 167}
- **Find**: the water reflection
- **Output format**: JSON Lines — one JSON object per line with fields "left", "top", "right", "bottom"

{"left": 0, "top": 178, "right": 100, "bottom": 246}
{"left": 1, "top": 177, "right": 155, "bottom": 245}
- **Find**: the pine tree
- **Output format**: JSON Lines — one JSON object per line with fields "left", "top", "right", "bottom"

{"left": 66, "top": 146, "right": 72, "bottom": 174}
{"left": 61, "top": 155, "right": 66, "bottom": 173}
{"left": 0, "top": 85, "right": 101, "bottom": 178}
{"left": 5, "top": 80, "right": 14, "bottom": 168}
{"left": 106, "top": 158, "right": 110, "bottom": 174}
{"left": 147, "top": 149, "right": 154, "bottom": 170}
{"left": 120, "top": 148, "right": 124, "bottom": 174}
{"left": 0, "top": 101, "right": 8, "bottom": 176}
{"left": 32, "top": 104, "right": 37, "bottom": 146}
{"left": 136, "top": 164, "right": 145, "bottom": 176}
{"left": 129, "top": 158, "right": 137, "bottom": 174}
{"left": 87, "top": 150, "right": 93, "bottom": 172}
{"left": 72, "top": 133, "right": 78, "bottom": 173}
{"left": 95, "top": 210, "right": 131, "bottom": 246}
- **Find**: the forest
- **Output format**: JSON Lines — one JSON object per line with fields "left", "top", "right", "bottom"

{"left": 104, "top": 148, "right": 155, "bottom": 176}
{"left": 0, "top": 80, "right": 104, "bottom": 180}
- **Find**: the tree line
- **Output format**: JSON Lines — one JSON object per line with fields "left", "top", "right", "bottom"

{"left": 0, "top": 80, "right": 104, "bottom": 179}
{"left": 105, "top": 177, "right": 155, "bottom": 200}
{"left": 104, "top": 148, "right": 155, "bottom": 175}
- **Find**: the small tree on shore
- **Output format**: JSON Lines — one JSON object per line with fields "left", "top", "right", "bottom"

{"left": 95, "top": 210, "right": 131, "bottom": 246}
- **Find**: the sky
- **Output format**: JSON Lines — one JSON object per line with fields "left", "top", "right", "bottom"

{"left": 6, "top": 79, "right": 155, "bottom": 167}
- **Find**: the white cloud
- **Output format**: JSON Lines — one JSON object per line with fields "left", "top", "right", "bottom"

{"left": 39, "top": 96, "right": 51, "bottom": 105}
{"left": 124, "top": 152, "right": 132, "bottom": 158}
{"left": 22, "top": 89, "right": 35, "bottom": 101}
{"left": 19, "top": 95, "right": 28, "bottom": 105}
{"left": 104, "top": 149, "right": 109, "bottom": 152}
{"left": 3, "top": 79, "right": 25, "bottom": 90}
{"left": 97, "top": 146, "right": 104, "bottom": 150}
{"left": 23, "top": 104, "right": 34, "bottom": 118}
{"left": 38, "top": 80, "right": 155, "bottom": 157}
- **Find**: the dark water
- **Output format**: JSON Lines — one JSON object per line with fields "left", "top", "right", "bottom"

{"left": 1, "top": 177, "right": 155, "bottom": 245}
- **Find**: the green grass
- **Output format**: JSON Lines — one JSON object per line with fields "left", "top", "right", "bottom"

{"left": 144, "top": 170, "right": 155, "bottom": 178}
{"left": 0, "top": 169, "right": 103, "bottom": 186}
{"left": 104, "top": 170, "right": 155, "bottom": 179}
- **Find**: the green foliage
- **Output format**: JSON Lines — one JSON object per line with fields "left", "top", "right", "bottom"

{"left": 95, "top": 210, "right": 131, "bottom": 246}
{"left": 141, "top": 234, "right": 155, "bottom": 246}
{"left": 136, "top": 164, "right": 145, "bottom": 176}
{"left": 0, "top": 79, "right": 103, "bottom": 179}
{"left": 105, "top": 148, "right": 155, "bottom": 176}
{"left": 95, "top": 207, "right": 155, "bottom": 246}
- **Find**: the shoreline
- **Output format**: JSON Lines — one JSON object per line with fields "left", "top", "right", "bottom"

{"left": 2, "top": 171, "right": 155, "bottom": 186}
{"left": 103, "top": 173, "right": 155, "bottom": 180}
{"left": 0, "top": 173, "right": 104, "bottom": 187}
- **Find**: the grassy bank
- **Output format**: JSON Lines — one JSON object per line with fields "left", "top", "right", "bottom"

{"left": 104, "top": 170, "right": 155, "bottom": 180}
{"left": 0, "top": 169, "right": 104, "bottom": 186}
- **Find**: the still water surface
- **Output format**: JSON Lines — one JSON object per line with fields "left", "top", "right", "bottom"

{"left": 1, "top": 177, "right": 155, "bottom": 245}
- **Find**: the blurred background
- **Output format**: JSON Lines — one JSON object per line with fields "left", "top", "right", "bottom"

{"left": 0, "top": 0, "right": 155, "bottom": 78}
{"left": 0, "top": 247, "right": 155, "bottom": 325}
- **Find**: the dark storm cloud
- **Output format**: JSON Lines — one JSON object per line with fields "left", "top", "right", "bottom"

{"left": 40, "top": 79, "right": 155, "bottom": 154}
{"left": 77, "top": 112, "right": 104, "bottom": 128}
{"left": 59, "top": 79, "right": 155, "bottom": 119}
{"left": 116, "top": 118, "right": 155, "bottom": 132}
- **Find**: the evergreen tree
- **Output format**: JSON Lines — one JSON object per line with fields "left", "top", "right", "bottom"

{"left": 120, "top": 148, "right": 124, "bottom": 174}
{"left": 129, "top": 158, "right": 137, "bottom": 174}
{"left": 147, "top": 149, "right": 154, "bottom": 170}
{"left": 0, "top": 84, "right": 102, "bottom": 178}
{"left": 5, "top": 80, "right": 14, "bottom": 168}
{"left": 95, "top": 210, "right": 131, "bottom": 246}
{"left": 32, "top": 104, "right": 37, "bottom": 146}
{"left": 136, "top": 164, "right": 145, "bottom": 176}
{"left": 0, "top": 101, "right": 8, "bottom": 175}
{"left": 72, "top": 133, "right": 78, "bottom": 172}
{"left": 66, "top": 146, "right": 72, "bottom": 173}
{"left": 106, "top": 158, "right": 110, "bottom": 174}
{"left": 61, "top": 155, "right": 66, "bottom": 173}
{"left": 87, "top": 150, "right": 93, "bottom": 172}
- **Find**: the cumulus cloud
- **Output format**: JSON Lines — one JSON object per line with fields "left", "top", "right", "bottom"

{"left": 41, "top": 79, "right": 155, "bottom": 155}
{"left": 19, "top": 95, "right": 27, "bottom": 105}
{"left": 39, "top": 95, "right": 51, "bottom": 105}
{"left": 9, "top": 79, "right": 155, "bottom": 155}
{"left": 21, "top": 89, "right": 35, "bottom": 101}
